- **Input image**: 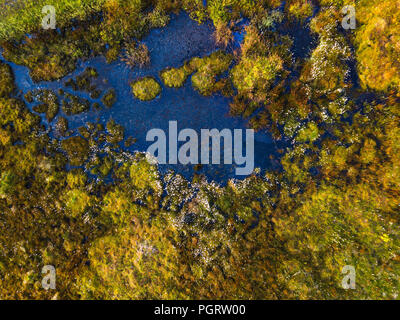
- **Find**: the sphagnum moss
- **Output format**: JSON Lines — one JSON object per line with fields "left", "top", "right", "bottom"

{"left": 159, "top": 51, "right": 233, "bottom": 95}
{"left": 160, "top": 67, "right": 189, "bottom": 88}
{"left": 131, "top": 77, "right": 162, "bottom": 101}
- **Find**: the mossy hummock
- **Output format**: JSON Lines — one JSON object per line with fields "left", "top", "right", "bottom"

{"left": 160, "top": 51, "right": 233, "bottom": 96}
{"left": 131, "top": 77, "right": 162, "bottom": 101}
{"left": 160, "top": 67, "right": 189, "bottom": 88}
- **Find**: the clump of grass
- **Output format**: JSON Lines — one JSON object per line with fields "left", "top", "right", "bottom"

{"left": 90, "top": 89, "right": 102, "bottom": 99}
{"left": 105, "top": 45, "right": 121, "bottom": 64}
{"left": 285, "top": 0, "right": 314, "bottom": 22}
{"left": 231, "top": 54, "right": 283, "bottom": 96}
{"left": 65, "top": 78, "right": 78, "bottom": 91}
{"left": 78, "top": 126, "right": 91, "bottom": 140}
{"left": 124, "top": 136, "right": 137, "bottom": 147}
{"left": 92, "top": 102, "right": 101, "bottom": 110}
{"left": 147, "top": 8, "right": 171, "bottom": 28}
{"left": 122, "top": 42, "right": 150, "bottom": 69}
{"left": 131, "top": 77, "right": 161, "bottom": 101}
{"left": 75, "top": 67, "right": 99, "bottom": 91}
{"left": 160, "top": 67, "right": 189, "bottom": 88}
{"left": 213, "top": 78, "right": 234, "bottom": 97}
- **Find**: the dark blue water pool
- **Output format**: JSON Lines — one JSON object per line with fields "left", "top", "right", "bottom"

{"left": 2, "top": 12, "right": 281, "bottom": 183}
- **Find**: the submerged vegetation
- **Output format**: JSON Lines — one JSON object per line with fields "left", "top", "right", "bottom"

{"left": 0, "top": 0, "right": 400, "bottom": 300}
{"left": 101, "top": 89, "right": 117, "bottom": 108}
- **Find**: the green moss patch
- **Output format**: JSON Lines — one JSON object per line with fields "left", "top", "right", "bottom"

{"left": 131, "top": 77, "right": 161, "bottom": 101}
{"left": 160, "top": 67, "right": 189, "bottom": 88}
{"left": 159, "top": 51, "right": 233, "bottom": 96}
{"left": 190, "top": 51, "right": 233, "bottom": 96}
